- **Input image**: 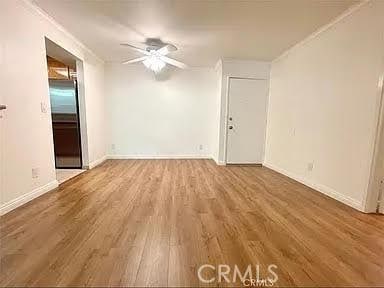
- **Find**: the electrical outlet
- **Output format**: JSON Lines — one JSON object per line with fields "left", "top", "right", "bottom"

{"left": 111, "top": 144, "right": 116, "bottom": 150}
{"left": 307, "top": 162, "right": 314, "bottom": 172}
{"left": 199, "top": 144, "right": 203, "bottom": 151}
{"left": 32, "top": 168, "right": 39, "bottom": 179}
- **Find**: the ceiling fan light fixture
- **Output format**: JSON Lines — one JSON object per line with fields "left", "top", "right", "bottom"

{"left": 143, "top": 55, "right": 166, "bottom": 73}
{"left": 121, "top": 41, "right": 186, "bottom": 71}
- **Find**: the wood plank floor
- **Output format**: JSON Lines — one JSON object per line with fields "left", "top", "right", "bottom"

{"left": 1, "top": 159, "right": 383, "bottom": 287}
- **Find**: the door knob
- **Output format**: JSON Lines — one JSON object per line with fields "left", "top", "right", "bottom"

{"left": 0, "top": 105, "right": 6, "bottom": 110}
{"left": 229, "top": 126, "right": 233, "bottom": 130}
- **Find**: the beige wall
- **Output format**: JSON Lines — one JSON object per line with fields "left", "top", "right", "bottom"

{"left": 0, "top": 0, "right": 106, "bottom": 213}
{"left": 265, "top": 1, "right": 384, "bottom": 211}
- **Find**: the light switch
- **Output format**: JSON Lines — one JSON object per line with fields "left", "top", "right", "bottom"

{"left": 40, "top": 102, "right": 47, "bottom": 113}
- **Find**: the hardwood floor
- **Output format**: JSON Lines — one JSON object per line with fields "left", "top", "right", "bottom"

{"left": 1, "top": 159, "right": 383, "bottom": 287}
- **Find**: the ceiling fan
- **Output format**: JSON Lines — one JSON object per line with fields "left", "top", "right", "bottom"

{"left": 121, "top": 39, "right": 187, "bottom": 73}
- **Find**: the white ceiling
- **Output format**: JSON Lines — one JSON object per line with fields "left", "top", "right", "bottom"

{"left": 34, "top": 0, "right": 359, "bottom": 67}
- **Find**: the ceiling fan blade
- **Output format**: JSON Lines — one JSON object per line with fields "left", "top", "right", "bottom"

{"left": 156, "top": 45, "right": 170, "bottom": 55}
{"left": 160, "top": 56, "right": 187, "bottom": 69}
{"left": 120, "top": 43, "right": 150, "bottom": 55}
{"left": 156, "top": 44, "right": 177, "bottom": 55}
{"left": 122, "top": 56, "right": 148, "bottom": 64}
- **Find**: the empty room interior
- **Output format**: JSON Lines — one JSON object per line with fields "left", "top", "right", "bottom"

{"left": 0, "top": 0, "right": 384, "bottom": 287}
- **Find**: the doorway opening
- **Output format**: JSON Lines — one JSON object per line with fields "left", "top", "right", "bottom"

{"left": 45, "top": 38, "right": 87, "bottom": 184}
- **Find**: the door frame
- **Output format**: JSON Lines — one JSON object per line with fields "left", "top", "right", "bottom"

{"left": 224, "top": 76, "right": 268, "bottom": 165}
{"left": 365, "top": 70, "right": 384, "bottom": 213}
{"left": 44, "top": 37, "right": 89, "bottom": 170}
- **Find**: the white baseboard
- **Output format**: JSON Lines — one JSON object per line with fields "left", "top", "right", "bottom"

{"left": 216, "top": 160, "right": 226, "bottom": 166}
{"left": 0, "top": 180, "right": 59, "bottom": 216}
{"left": 107, "top": 154, "right": 212, "bottom": 160}
{"left": 1, "top": 155, "right": 106, "bottom": 216}
{"left": 89, "top": 155, "right": 107, "bottom": 169}
{"left": 263, "top": 162, "right": 365, "bottom": 212}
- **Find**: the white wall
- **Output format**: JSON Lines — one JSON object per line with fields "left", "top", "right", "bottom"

{"left": 106, "top": 64, "right": 217, "bottom": 158}
{"left": 265, "top": 0, "right": 384, "bottom": 211}
{"left": 216, "top": 60, "right": 270, "bottom": 164}
{"left": 212, "top": 60, "right": 223, "bottom": 163}
{"left": 83, "top": 59, "right": 107, "bottom": 167}
{"left": 0, "top": 0, "right": 106, "bottom": 214}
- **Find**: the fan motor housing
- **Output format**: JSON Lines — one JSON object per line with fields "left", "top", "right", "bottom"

{"left": 145, "top": 38, "right": 164, "bottom": 51}
{"left": 144, "top": 38, "right": 177, "bottom": 52}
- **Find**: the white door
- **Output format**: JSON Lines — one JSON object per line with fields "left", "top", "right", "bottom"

{"left": 226, "top": 78, "right": 268, "bottom": 164}
{"left": 0, "top": 44, "right": 5, "bottom": 205}
{"left": 374, "top": 116, "right": 384, "bottom": 214}
{"left": 378, "top": 154, "right": 384, "bottom": 214}
{"left": 379, "top": 180, "right": 383, "bottom": 214}
{"left": 373, "top": 118, "right": 384, "bottom": 214}
{"left": 0, "top": 99, "right": 4, "bottom": 206}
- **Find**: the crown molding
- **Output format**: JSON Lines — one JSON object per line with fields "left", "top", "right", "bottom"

{"left": 273, "top": 0, "right": 370, "bottom": 63}
{"left": 21, "top": 0, "right": 104, "bottom": 63}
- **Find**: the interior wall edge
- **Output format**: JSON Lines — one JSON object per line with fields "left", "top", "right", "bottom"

{"left": 0, "top": 180, "right": 59, "bottom": 216}
{"left": 263, "top": 162, "right": 366, "bottom": 212}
